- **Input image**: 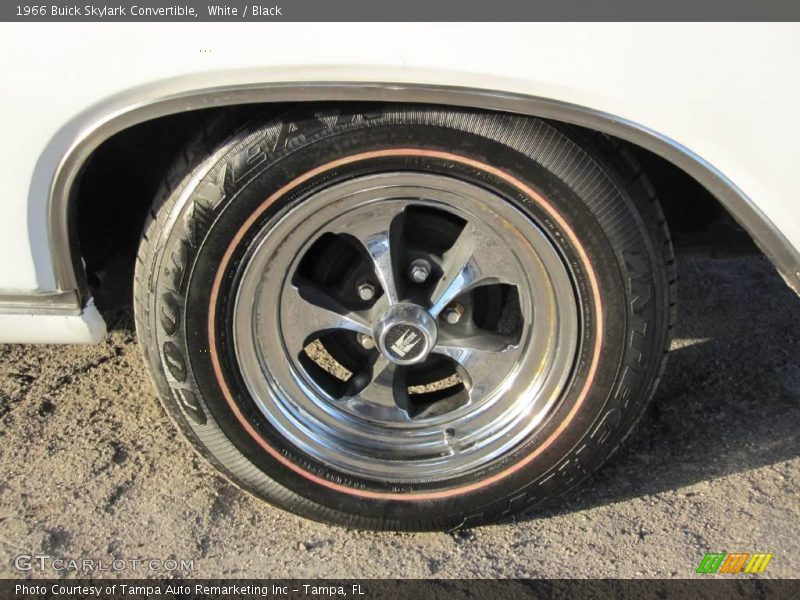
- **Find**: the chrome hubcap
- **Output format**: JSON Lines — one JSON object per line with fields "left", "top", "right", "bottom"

{"left": 233, "top": 172, "right": 579, "bottom": 483}
{"left": 373, "top": 303, "right": 437, "bottom": 365}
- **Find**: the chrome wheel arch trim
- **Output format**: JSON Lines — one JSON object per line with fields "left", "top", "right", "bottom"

{"left": 18, "top": 77, "right": 800, "bottom": 316}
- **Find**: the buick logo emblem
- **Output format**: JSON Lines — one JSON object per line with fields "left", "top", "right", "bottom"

{"left": 373, "top": 303, "right": 437, "bottom": 365}
{"left": 385, "top": 325, "right": 425, "bottom": 360}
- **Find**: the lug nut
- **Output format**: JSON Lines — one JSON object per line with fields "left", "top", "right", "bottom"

{"left": 357, "top": 282, "right": 376, "bottom": 301}
{"left": 408, "top": 259, "right": 431, "bottom": 284}
{"left": 443, "top": 303, "right": 464, "bottom": 325}
{"left": 357, "top": 333, "right": 375, "bottom": 350}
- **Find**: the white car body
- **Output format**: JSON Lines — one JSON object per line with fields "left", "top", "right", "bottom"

{"left": 1, "top": 22, "right": 798, "bottom": 343}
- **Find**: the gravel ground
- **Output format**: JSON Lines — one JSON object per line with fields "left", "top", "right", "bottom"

{"left": 0, "top": 252, "right": 798, "bottom": 579}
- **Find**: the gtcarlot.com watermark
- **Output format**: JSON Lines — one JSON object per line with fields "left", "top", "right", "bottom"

{"left": 14, "top": 553, "right": 194, "bottom": 573}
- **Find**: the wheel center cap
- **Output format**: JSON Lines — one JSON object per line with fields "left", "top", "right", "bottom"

{"left": 373, "top": 303, "right": 437, "bottom": 365}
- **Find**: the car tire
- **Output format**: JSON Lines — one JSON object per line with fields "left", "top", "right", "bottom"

{"left": 134, "top": 104, "right": 676, "bottom": 530}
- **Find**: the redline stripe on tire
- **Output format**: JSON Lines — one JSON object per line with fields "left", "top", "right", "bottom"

{"left": 207, "top": 148, "right": 603, "bottom": 501}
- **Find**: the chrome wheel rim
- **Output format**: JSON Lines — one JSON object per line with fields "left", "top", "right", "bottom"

{"left": 233, "top": 172, "right": 579, "bottom": 483}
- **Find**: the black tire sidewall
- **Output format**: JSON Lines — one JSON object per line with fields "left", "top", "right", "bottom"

{"left": 142, "top": 106, "right": 667, "bottom": 528}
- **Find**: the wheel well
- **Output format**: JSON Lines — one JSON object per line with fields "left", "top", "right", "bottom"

{"left": 74, "top": 104, "right": 755, "bottom": 313}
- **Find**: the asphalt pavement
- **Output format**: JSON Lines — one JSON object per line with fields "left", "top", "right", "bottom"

{"left": 1, "top": 251, "right": 798, "bottom": 578}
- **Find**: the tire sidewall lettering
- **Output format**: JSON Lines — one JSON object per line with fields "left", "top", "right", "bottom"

{"left": 143, "top": 106, "right": 670, "bottom": 525}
